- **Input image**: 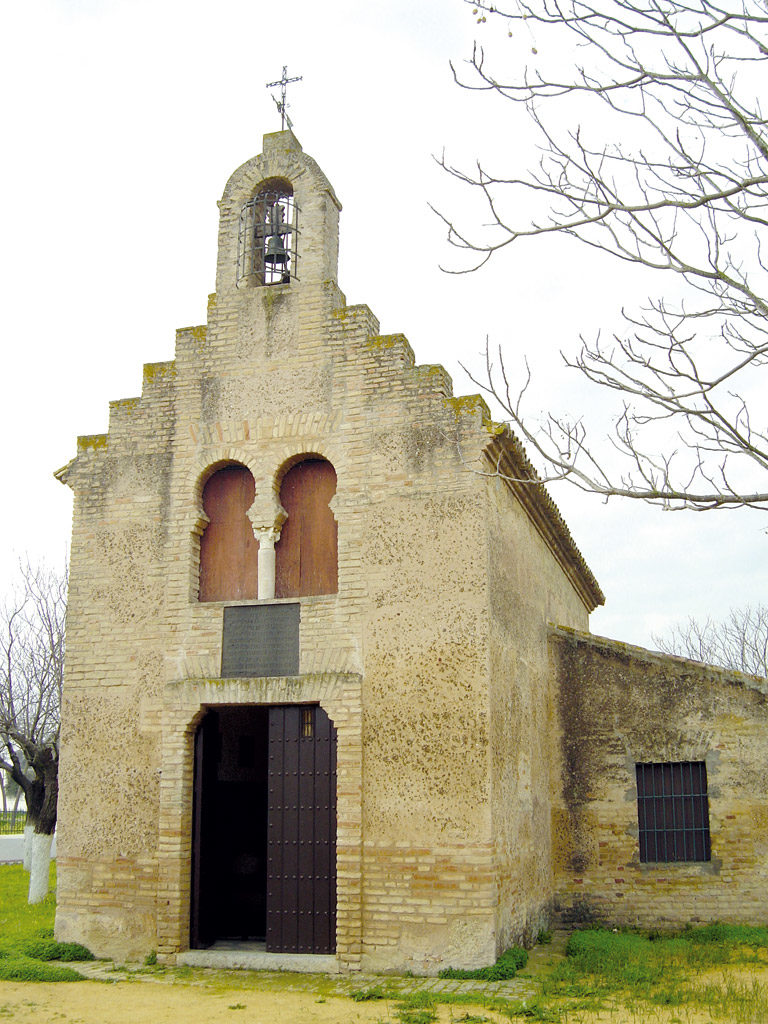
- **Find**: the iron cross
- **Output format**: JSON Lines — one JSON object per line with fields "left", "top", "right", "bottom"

{"left": 266, "top": 65, "right": 303, "bottom": 131}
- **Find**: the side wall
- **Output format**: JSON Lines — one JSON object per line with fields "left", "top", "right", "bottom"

{"left": 486, "top": 479, "right": 591, "bottom": 952}
{"left": 550, "top": 628, "right": 768, "bottom": 927}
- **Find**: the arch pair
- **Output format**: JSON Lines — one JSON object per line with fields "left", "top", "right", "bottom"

{"left": 199, "top": 457, "right": 337, "bottom": 602}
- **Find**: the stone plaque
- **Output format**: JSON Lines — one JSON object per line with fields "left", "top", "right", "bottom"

{"left": 221, "top": 603, "right": 300, "bottom": 678}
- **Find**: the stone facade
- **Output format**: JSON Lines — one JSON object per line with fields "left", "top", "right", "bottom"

{"left": 55, "top": 130, "right": 768, "bottom": 970}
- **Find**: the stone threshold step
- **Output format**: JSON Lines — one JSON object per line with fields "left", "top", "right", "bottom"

{"left": 178, "top": 945, "right": 340, "bottom": 974}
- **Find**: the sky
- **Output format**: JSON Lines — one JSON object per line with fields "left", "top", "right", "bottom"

{"left": 0, "top": 0, "right": 764, "bottom": 649}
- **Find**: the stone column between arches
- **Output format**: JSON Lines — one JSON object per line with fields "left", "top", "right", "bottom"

{"left": 246, "top": 489, "right": 286, "bottom": 602}
{"left": 156, "top": 671, "right": 363, "bottom": 969}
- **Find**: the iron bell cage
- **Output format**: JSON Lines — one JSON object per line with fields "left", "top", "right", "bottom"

{"left": 237, "top": 190, "right": 300, "bottom": 286}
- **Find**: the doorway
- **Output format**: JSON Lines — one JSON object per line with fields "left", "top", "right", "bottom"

{"left": 190, "top": 705, "right": 337, "bottom": 954}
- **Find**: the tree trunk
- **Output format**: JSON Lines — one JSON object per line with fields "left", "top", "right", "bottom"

{"left": 20, "top": 753, "right": 58, "bottom": 903}
{"left": 23, "top": 823, "right": 33, "bottom": 872}
{"left": 28, "top": 831, "right": 53, "bottom": 903}
{"left": 17, "top": 774, "right": 44, "bottom": 874}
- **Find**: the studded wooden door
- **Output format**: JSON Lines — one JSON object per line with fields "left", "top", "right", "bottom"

{"left": 266, "top": 705, "right": 337, "bottom": 954}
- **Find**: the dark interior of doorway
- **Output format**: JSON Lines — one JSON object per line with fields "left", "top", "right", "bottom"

{"left": 193, "top": 706, "right": 269, "bottom": 942}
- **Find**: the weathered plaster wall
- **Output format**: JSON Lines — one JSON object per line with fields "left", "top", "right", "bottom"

{"left": 56, "top": 370, "right": 176, "bottom": 960}
{"left": 485, "top": 475, "right": 591, "bottom": 954}
{"left": 550, "top": 628, "right": 768, "bottom": 927}
{"left": 361, "top": 482, "right": 495, "bottom": 974}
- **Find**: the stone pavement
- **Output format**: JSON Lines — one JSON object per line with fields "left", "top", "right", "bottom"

{"left": 69, "top": 959, "right": 540, "bottom": 1002}
{"left": 67, "top": 930, "right": 569, "bottom": 1005}
{"left": 352, "top": 973, "right": 540, "bottom": 1001}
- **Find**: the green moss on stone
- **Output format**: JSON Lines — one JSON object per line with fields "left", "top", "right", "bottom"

{"left": 143, "top": 361, "right": 177, "bottom": 384}
{"left": 176, "top": 326, "right": 207, "bottom": 349}
{"left": 262, "top": 287, "right": 287, "bottom": 316}
{"left": 444, "top": 393, "right": 498, "bottom": 432}
{"left": 445, "top": 394, "right": 484, "bottom": 415}
{"left": 110, "top": 397, "right": 139, "bottom": 413}
{"left": 366, "top": 335, "right": 398, "bottom": 350}
{"left": 77, "top": 434, "right": 108, "bottom": 452}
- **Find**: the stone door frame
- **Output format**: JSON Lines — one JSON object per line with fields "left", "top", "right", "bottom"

{"left": 156, "top": 672, "right": 362, "bottom": 970}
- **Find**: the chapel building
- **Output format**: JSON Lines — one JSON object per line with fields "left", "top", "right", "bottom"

{"left": 54, "top": 131, "right": 768, "bottom": 971}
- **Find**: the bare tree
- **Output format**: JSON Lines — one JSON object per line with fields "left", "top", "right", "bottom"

{"left": 654, "top": 605, "right": 768, "bottom": 675}
{"left": 439, "top": 0, "right": 768, "bottom": 510}
{"left": 0, "top": 561, "right": 66, "bottom": 902}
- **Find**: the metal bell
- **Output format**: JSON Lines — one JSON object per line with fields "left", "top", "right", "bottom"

{"left": 265, "top": 233, "right": 289, "bottom": 265}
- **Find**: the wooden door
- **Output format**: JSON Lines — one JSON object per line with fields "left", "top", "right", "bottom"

{"left": 190, "top": 711, "right": 219, "bottom": 948}
{"left": 275, "top": 460, "right": 338, "bottom": 598}
{"left": 266, "top": 706, "right": 337, "bottom": 953}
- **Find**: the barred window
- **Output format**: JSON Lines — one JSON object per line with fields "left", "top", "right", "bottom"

{"left": 237, "top": 178, "right": 299, "bottom": 286}
{"left": 301, "top": 707, "right": 315, "bottom": 738}
{"left": 636, "top": 761, "right": 711, "bottom": 863}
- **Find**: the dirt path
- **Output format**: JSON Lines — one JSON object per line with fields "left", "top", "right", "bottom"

{"left": 0, "top": 978, "right": 509, "bottom": 1024}
{"left": 1, "top": 970, "right": 763, "bottom": 1024}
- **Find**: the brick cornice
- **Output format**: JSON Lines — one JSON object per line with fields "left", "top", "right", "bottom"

{"left": 484, "top": 428, "right": 605, "bottom": 613}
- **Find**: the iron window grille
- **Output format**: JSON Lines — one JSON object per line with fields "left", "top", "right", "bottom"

{"left": 237, "top": 189, "right": 300, "bottom": 286}
{"left": 636, "top": 761, "right": 711, "bottom": 863}
{"left": 301, "top": 706, "right": 315, "bottom": 739}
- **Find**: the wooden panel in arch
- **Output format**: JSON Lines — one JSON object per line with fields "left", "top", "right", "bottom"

{"left": 199, "top": 465, "right": 259, "bottom": 602}
{"left": 275, "top": 459, "right": 338, "bottom": 598}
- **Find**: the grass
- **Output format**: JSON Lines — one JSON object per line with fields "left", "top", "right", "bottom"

{"left": 395, "top": 991, "right": 438, "bottom": 1024}
{"left": 539, "top": 925, "right": 768, "bottom": 1021}
{"left": 0, "top": 863, "right": 92, "bottom": 981}
{"left": 0, "top": 863, "right": 57, "bottom": 947}
{"left": 439, "top": 946, "right": 528, "bottom": 981}
{"left": 351, "top": 984, "right": 389, "bottom": 1001}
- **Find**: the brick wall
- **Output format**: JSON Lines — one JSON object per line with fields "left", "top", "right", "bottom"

{"left": 550, "top": 628, "right": 768, "bottom": 927}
